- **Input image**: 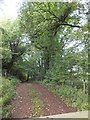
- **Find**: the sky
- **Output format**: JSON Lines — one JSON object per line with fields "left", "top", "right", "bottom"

{"left": 0, "top": 0, "right": 23, "bottom": 19}
{"left": 0, "top": 0, "right": 88, "bottom": 19}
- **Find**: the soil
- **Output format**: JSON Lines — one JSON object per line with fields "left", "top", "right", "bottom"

{"left": 31, "top": 83, "right": 77, "bottom": 116}
{"left": 11, "top": 83, "right": 32, "bottom": 118}
{"left": 11, "top": 83, "right": 77, "bottom": 118}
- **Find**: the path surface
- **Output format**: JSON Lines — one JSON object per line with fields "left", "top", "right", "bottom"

{"left": 11, "top": 83, "right": 32, "bottom": 118}
{"left": 32, "top": 83, "right": 77, "bottom": 116}
{"left": 11, "top": 83, "right": 77, "bottom": 118}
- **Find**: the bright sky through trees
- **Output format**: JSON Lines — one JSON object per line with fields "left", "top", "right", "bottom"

{"left": 0, "top": 0, "right": 23, "bottom": 19}
{"left": 0, "top": 0, "right": 88, "bottom": 19}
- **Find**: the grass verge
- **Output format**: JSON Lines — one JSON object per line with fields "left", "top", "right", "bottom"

{"left": 39, "top": 80, "right": 89, "bottom": 111}
{"left": 29, "top": 84, "right": 44, "bottom": 117}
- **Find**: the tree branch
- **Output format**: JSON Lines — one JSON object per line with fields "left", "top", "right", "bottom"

{"left": 47, "top": 10, "right": 60, "bottom": 21}
{"left": 60, "top": 23, "right": 81, "bottom": 28}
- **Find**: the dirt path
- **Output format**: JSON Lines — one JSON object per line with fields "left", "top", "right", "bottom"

{"left": 11, "top": 83, "right": 32, "bottom": 118}
{"left": 31, "top": 83, "right": 77, "bottom": 116}
{"left": 11, "top": 83, "right": 77, "bottom": 118}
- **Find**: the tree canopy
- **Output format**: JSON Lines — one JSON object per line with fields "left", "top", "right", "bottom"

{"left": 1, "top": 2, "right": 88, "bottom": 92}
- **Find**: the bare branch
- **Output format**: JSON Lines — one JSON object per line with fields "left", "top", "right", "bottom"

{"left": 60, "top": 23, "right": 81, "bottom": 28}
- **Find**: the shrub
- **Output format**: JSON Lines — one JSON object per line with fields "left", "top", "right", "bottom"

{"left": 0, "top": 76, "right": 20, "bottom": 118}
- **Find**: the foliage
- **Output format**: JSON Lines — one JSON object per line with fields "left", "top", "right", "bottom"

{"left": 18, "top": 2, "right": 84, "bottom": 81}
{"left": 41, "top": 80, "right": 88, "bottom": 110}
{"left": 1, "top": 1, "right": 89, "bottom": 116}
{"left": 0, "top": 76, "right": 20, "bottom": 118}
{"left": 1, "top": 19, "right": 26, "bottom": 77}
{"left": 45, "top": 47, "right": 88, "bottom": 91}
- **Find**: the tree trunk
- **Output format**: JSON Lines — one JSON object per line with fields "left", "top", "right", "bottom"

{"left": 83, "top": 80, "right": 86, "bottom": 94}
{"left": 26, "top": 74, "right": 29, "bottom": 82}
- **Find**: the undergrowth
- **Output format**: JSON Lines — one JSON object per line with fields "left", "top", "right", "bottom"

{"left": 40, "top": 80, "right": 89, "bottom": 111}
{"left": 0, "top": 76, "right": 20, "bottom": 118}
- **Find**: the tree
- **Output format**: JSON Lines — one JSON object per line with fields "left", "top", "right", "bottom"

{"left": 19, "top": 2, "right": 83, "bottom": 80}
{"left": 1, "top": 19, "right": 26, "bottom": 76}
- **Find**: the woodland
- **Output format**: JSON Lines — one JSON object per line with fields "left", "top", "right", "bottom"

{"left": 0, "top": 1, "right": 89, "bottom": 118}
